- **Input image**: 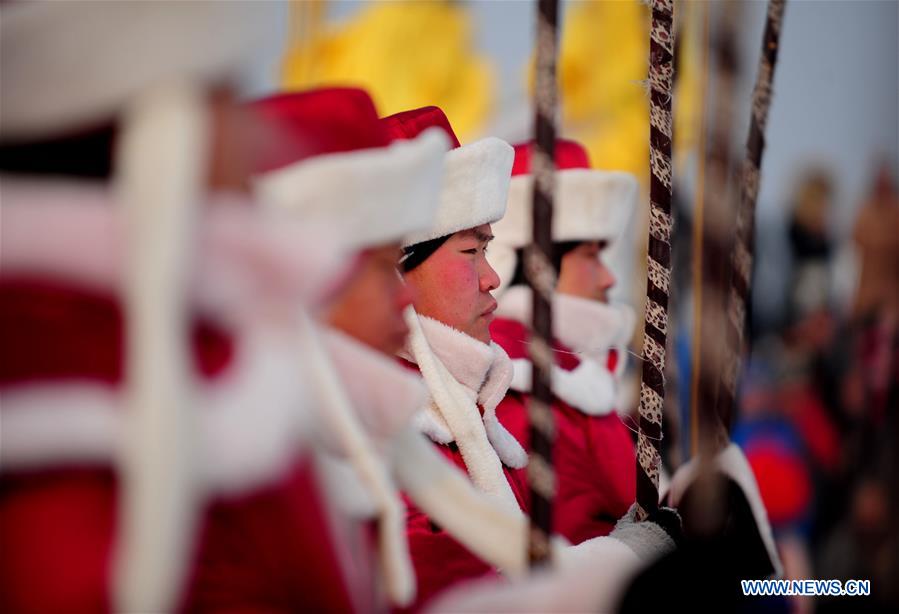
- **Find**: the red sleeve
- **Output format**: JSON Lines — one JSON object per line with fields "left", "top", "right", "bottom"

{"left": 182, "top": 463, "right": 356, "bottom": 614}
{"left": 396, "top": 445, "right": 498, "bottom": 613}
{"left": 552, "top": 406, "right": 636, "bottom": 544}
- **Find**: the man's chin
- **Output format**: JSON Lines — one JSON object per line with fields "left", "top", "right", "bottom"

{"left": 468, "top": 321, "right": 493, "bottom": 345}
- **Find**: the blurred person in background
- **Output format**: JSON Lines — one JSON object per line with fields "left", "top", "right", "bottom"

{"left": 487, "top": 138, "right": 639, "bottom": 544}
{"left": 0, "top": 3, "right": 369, "bottom": 612}
{"left": 186, "top": 86, "right": 455, "bottom": 612}
{"left": 851, "top": 160, "right": 899, "bottom": 323}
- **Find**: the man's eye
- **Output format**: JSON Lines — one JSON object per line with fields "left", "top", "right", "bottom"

{"left": 461, "top": 248, "right": 478, "bottom": 255}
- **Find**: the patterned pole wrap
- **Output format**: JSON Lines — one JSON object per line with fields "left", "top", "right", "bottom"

{"left": 525, "top": 0, "right": 559, "bottom": 567}
{"left": 717, "top": 0, "right": 786, "bottom": 426}
{"left": 636, "top": 0, "right": 675, "bottom": 522}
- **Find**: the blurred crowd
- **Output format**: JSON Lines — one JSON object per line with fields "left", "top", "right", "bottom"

{"left": 728, "top": 161, "right": 899, "bottom": 613}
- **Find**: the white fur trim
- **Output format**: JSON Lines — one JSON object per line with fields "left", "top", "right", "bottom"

{"left": 494, "top": 169, "right": 637, "bottom": 249}
{"left": 497, "top": 287, "right": 631, "bottom": 415}
{"left": 429, "top": 535, "right": 642, "bottom": 614}
{"left": 413, "top": 404, "right": 454, "bottom": 445}
{"left": 402, "top": 137, "right": 514, "bottom": 247}
{"left": 390, "top": 427, "right": 530, "bottom": 575}
{"left": 255, "top": 129, "right": 449, "bottom": 252}
{"left": 509, "top": 358, "right": 617, "bottom": 416}
{"left": 322, "top": 327, "right": 428, "bottom": 450}
{"left": 403, "top": 309, "right": 522, "bottom": 512}
{"left": 5, "top": 330, "right": 311, "bottom": 491}
{"left": 608, "top": 503, "right": 676, "bottom": 561}
{"left": 496, "top": 286, "right": 635, "bottom": 358}
{"left": 298, "top": 317, "right": 415, "bottom": 607}
{"left": 0, "top": 178, "right": 353, "bottom": 322}
{"left": 407, "top": 312, "right": 528, "bottom": 469}
{"left": 314, "top": 452, "right": 379, "bottom": 520}
{"left": 490, "top": 170, "right": 637, "bottom": 296}
{"left": 667, "top": 443, "right": 784, "bottom": 579}
{"left": 0, "top": 1, "right": 281, "bottom": 141}
{"left": 0, "top": 327, "right": 314, "bottom": 494}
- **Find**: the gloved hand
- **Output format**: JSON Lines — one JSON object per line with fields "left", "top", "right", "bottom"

{"left": 609, "top": 503, "right": 683, "bottom": 561}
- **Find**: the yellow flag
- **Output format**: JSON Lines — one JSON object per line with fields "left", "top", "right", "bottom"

{"left": 282, "top": 1, "right": 495, "bottom": 141}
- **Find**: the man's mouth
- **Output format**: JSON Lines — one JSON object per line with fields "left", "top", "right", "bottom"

{"left": 481, "top": 300, "right": 498, "bottom": 316}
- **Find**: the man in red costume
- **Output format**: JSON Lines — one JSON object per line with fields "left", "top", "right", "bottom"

{"left": 0, "top": 5, "right": 362, "bottom": 612}
{"left": 488, "top": 139, "right": 639, "bottom": 543}
{"left": 383, "top": 107, "right": 686, "bottom": 613}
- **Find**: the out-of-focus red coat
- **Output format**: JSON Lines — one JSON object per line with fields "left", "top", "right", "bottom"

{"left": 0, "top": 278, "right": 355, "bottom": 613}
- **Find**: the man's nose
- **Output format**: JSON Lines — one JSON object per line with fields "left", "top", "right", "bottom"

{"left": 600, "top": 262, "right": 616, "bottom": 291}
{"left": 480, "top": 258, "right": 501, "bottom": 292}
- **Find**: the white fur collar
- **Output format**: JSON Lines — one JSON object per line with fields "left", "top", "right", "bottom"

{"left": 508, "top": 358, "right": 618, "bottom": 416}
{"left": 401, "top": 308, "right": 526, "bottom": 512}
{"left": 496, "top": 285, "right": 635, "bottom": 357}
{"left": 298, "top": 318, "right": 415, "bottom": 607}
{"left": 322, "top": 327, "right": 427, "bottom": 451}
{"left": 497, "top": 286, "right": 634, "bottom": 415}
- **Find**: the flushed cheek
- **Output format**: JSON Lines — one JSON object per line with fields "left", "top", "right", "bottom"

{"left": 438, "top": 260, "right": 479, "bottom": 321}
{"left": 439, "top": 260, "right": 478, "bottom": 296}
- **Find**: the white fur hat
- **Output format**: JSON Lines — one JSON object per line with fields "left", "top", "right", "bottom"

{"left": 0, "top": 1, "right": 281, "bottom": 142}
{"left": 489, "top": 140, "right": 638, "bottom": 295}
{"left": 251, "top": 89, "right": 450, "bottom": 252}
{"left": 381, "top": 107, "right": 514, "bottom": 247}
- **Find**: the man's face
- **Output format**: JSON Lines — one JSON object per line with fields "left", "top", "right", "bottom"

{"left": 325, "top": 242, "right": 413, "bottom": 355}
{"left": 403, "top": 224, "right": 500, "bottom": 344}
{"left": 556, "top": 240, "right": 616, "bottom": 303}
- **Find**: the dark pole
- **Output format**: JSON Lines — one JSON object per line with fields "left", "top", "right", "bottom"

{"left": 717, "top": 0, "right": 787, "bottom": 429}
{"left": 526, "top": 0, "right": 559, "bottom": 567}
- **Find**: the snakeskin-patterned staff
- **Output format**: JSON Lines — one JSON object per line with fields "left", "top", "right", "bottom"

{"left": 716, "top": 0, "right": 786, "bottom": 427}
{"left": 525, "top": 0, "right": 559, "bottom": 567}
{"left": 635, "top": 0, "right": 675, "bottom": 522}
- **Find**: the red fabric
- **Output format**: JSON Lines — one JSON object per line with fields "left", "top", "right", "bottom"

{"left": 0, "top": 278, "right": 233, "bottom": 385}
{"left": 0, "top": 277, "right": 355, "bottom": 613}
{"left": 380, "top": 107, "right": 462, "bottom": 149}
{"left": 510, "top": 139, "right": 592, "bottom": 176}
{"left": 744, "top": 442, "right": 812, "bottom": 527}
{"left": 781, "top": 383, "right": 841, "bottom": 475}
{"left": 250, "top": 88, "right": 391, "bottom": 173}
{"left": 489, "top": 316, "right": 636, "bottom": 543}
{"left": 181, "top": 460, "right": 358, "bottom": 614}
{"left": 394, "top": 360, "right": 528, "bottom": 612}
{"left": 607, "top": 348, "right": 620, "bottom": 373}
{"left": 0, "top": 469, "right": 117, "bottom": 613}
{"left": 489, "top": 316, "right": 579, "bottom": 371}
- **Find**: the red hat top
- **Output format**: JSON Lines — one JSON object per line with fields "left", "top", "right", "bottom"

{"left": 250, "top": 87, "right": 392, "bottom": 174}
{"left": 381, "top": 106, "right": 462, "bottom": 149}
{"left": 510, "top": 139, "right": 592, "bottom": 176}
{"left": 378, "top": 106, "right": 513, "bottom": 247}
{"left": 249, "top": 89, "right": 450, "bottom": 252}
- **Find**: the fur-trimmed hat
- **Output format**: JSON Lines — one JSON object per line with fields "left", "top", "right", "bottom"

{"left": 489, "top": 139, "right": 637, "bottom": 295}
{"left": 251, "top": 89, "right": 449, "bottom": 252}
{"left": 381, "top": 106, "right": 513, "bottom": 248}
